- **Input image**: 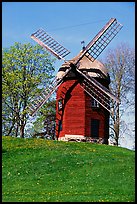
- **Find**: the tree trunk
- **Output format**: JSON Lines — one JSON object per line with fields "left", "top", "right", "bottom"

{"left": 8, "top": 121, "right": 15, "bottom": 136}
{"left": 20, "top": 111, "right": 27, "bottom": 138}
{"left": 114, "top": 123, "right": 119, "bottom": 146}
{"left": 114, "top": 105, "right": 120, "bottom": 146}
{"left": 20, "top": 123, "right": 25, "bottom": 138}
{"left": 15, "top": 123, "right": 19, "bottom": 137}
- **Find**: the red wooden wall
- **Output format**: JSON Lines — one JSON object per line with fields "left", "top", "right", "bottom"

{"left": 56, "top": 78, "right": 109, "bottom": 143}
{"left": 56, "top": 79, "right": 85, "bottom": 138}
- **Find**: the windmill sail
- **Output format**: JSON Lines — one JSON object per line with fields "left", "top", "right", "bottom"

{"left": 31, "top": 28, "right": 70, "bottom": 60}
{"left": 28, "top": 18, "right": 122, "bottom": 116}
{"left": 29, "top": 29, "right": 72, "bottom": 116}
{"left": 76, "top": 69, "right": 119, "bottom": 113}
{"left": 28, "top": 67, "right": 72, "bottom": 116}
{"left": 74, "top": 18, "right": 123, "bottom": 65}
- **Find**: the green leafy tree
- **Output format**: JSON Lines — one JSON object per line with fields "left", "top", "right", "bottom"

{"left": 102, "top": 43, "right": 135, "bottom": 146}
{"left": 2, "top": 42, "right": 55, "bottom": 138}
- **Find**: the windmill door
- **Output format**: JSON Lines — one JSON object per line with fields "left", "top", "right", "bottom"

{"left": 91, "top": 119, "right": 100, "bottom": 138}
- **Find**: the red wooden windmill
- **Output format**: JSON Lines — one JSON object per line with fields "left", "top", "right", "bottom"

{"left": 29, "top": 18, "right": 123, "bottom": 144}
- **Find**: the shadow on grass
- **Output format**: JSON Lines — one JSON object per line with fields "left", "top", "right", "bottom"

{"left": 2, "top": 149, "right": 7, "bottom": 153}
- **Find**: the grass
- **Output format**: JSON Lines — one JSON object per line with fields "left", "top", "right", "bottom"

{"left": 2, "top": 136, "right": 135, "bottom": 202}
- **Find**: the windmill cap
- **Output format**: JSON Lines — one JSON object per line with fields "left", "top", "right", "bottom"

{"left": 57, "top": 51, "right": 109, "bottom": 79}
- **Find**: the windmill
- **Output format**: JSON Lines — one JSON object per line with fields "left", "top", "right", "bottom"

{"left": 29, "top": 18, "right": 123, "bottom": 143}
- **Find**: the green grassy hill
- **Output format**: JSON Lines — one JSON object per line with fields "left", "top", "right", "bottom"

{"left": 2, "top": 136, "right": 135, "bottom": 202}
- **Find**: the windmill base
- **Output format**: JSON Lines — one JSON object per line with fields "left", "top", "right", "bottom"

{"left": 58, "top": 134, "right": 108, "bottom": 144}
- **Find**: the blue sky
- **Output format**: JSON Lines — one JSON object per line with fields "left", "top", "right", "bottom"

{"left": 2, "top": 2, "right": 135, "bottom": 68}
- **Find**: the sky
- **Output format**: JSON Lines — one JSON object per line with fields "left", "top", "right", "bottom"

{"left": 2, "top": 2, "right": 135, "bottom": 63}
{"left": 2, "top": 2, "right": 135, "bottom": 149}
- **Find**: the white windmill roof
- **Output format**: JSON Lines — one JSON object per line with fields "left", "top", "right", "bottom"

{"left": 57, "top": 50, "right": 109, "bottom": 79}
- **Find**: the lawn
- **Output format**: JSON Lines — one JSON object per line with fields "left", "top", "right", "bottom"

{"left": 2, "top": 136, "right": 135, "bottom": 202}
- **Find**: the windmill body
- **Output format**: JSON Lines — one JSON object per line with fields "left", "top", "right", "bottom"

{"left": 56, "top": 53, "right": 110, "bottom": 143}
{"left": 28, "top": 18, "right": 123, "bottom": 143}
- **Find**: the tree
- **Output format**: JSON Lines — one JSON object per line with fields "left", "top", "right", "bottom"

{"left": 31, "top": 99, "right": 56, "bottom": 140}
{"left": 2, "top": 42, "right": 55, "bottom": 138}
{"left": 102, "top": 43, "right": 135, "bottom": 146}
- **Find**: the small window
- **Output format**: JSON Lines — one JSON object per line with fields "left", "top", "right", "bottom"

{"left": 91, "top": 98, "right": 99, "bottom": 108}
{"left": 58, "top": 120, "right": 62, "bottom": 131}
{"left": 58, "top": 99, "right": 63, "bottom": 110}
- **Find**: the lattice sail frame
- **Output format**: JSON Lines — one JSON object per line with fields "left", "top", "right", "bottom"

{"left": 31, "top": 28, "right": 70, "bottom": 60}
{"left": 74, "top": 18, "right": 123, "bottom": 65}
{"left": 28, "top": 67, "right": 72, "bottom": 116}
{"left": 76, "top": 69, "right": 119, "bottom": 113}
